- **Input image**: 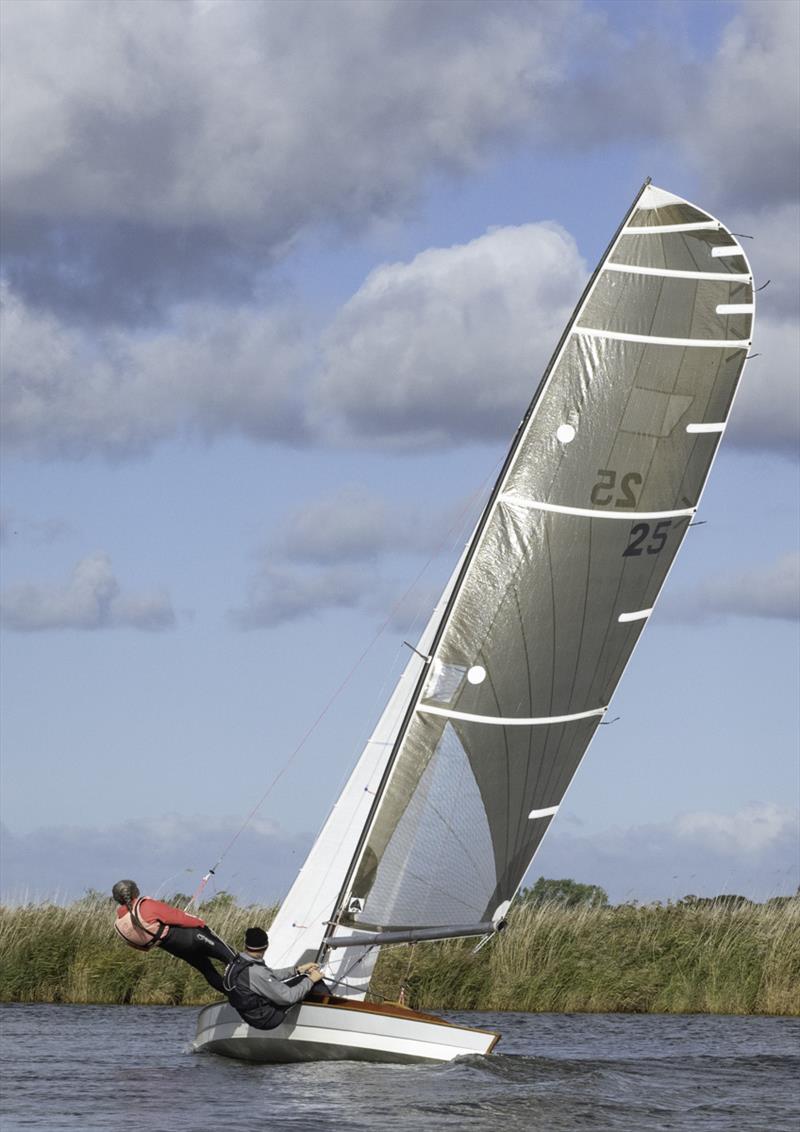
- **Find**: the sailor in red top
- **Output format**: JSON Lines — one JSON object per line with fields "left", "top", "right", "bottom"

{"left": 112, "top": 879, "right": 235, "bottom": 993}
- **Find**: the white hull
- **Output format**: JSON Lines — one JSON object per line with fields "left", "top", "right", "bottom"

{"left": 194, "top": 999, "right": 499, "bottom": 1064}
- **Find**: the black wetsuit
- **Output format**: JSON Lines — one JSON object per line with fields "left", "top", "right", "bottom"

{"left": 159, "top": 926, "right": 235, "bottom": 993}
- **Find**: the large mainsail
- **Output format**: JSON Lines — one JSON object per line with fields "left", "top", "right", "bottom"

{"left": 267, "top": 183, "right": 754, "bottom": 991}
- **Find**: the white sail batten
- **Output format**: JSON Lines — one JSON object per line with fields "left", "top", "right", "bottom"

{"left": 575, "top": 327, "right": 751, "bottom": 348}
{"left": 417, "top": 704, "right": 607, "bottom": 726}
{"left": 265, "top": 184, "right": 754, "bottom": 1001}
{"left": 624, "top": 221, "right": 721, "bottom": 233}
{"left": 500, "top": 494, "right": 696, "bottom": 521}
{"left": 603, "top": 263, "right": 751, "bottom": 282}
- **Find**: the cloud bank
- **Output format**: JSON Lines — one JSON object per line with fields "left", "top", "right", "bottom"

{"left": 230, "top": 480, "right": 485, "bottom": 627}
{"left": 0, "top": 553, "right": 175, "bottom": 631}
{"left": 1, "top": 0, "right": 796, "bottom": 463}
{"left": 532, "top": 802, "right": 798, "bottom": 905}
{"left": 0, "top": 814, "right": 312, "bottom": 907}
{"left": 0, "top": 0, "right": 577, "bottom": 321}
{"left": 315, "top": 223, "right": 587, "bottom": 447}
{"left": 3, "top": 802, "right": 795, "bottom": 908}
{"left": 663, "top": 552, "right": 800, "bottom": 625}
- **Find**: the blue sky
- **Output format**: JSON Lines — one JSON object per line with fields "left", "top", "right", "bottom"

{"left": 1, "top": 0, "right": 797, "bottom": 906}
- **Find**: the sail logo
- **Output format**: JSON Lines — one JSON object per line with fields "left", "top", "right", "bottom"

{"left": 347, "top": 897, "right": 365, "bottom": 914}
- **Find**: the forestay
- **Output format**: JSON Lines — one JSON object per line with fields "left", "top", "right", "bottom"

{"left": 266, "top": 183, "right": 754, "bottom": 994}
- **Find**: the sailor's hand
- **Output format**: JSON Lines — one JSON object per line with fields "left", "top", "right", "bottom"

{"left": 296, "top": 962, "right": 318, "bottom": 974}
{"left": 306, "top": 968, "right": 325, "bottom": 984}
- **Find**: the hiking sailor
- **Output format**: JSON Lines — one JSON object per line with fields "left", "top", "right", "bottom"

{"left": 223, "top": 926, "right": 326, "bottom": 1030}
{"left": 112, "top": 879, "right": 235, "bottom": 993}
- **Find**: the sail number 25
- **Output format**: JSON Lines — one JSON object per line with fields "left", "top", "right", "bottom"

{"left": 590, "top": 469, "right": 671, "bottom": 556}
{"left": 590, "top": 469, "right": 642, "bottom": 508}
{"left": 623, "top": 520, "right": 671, "bottom": 557}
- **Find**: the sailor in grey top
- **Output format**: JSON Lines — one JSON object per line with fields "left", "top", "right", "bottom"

{"left": 223, "top": 926, "right": 326, "bottom": 1029}
{"left": 240, "top": 955, "right": 317, "bottom": 1007}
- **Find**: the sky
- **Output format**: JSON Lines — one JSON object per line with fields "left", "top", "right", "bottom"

{"left": 1, "top": 0, "right": 798, "bottom": 908}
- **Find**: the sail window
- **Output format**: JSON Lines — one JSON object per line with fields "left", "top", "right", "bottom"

{"left": 424, "top": 658, "right": 467, "bottom": 703}
{"left": 556, "top": 424, "right": 576, "bottom": 444}
{"left": 467, "top": 665, "right": 487, "bottom": 685}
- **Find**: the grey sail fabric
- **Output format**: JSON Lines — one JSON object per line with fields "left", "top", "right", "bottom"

{"left": 334, "top": 184, "right": 754, "bottom": 937}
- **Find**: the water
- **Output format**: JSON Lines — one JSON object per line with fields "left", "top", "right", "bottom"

{"left": 1, "top": 1005, "right": 798, "bottom": 1131}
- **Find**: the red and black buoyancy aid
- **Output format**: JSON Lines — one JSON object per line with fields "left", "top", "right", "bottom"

{"left": 222, "top": 956, "right": 285, "bottom": 1030}
{"left": 114, "top": 899, "right": 169, "bottom": 952}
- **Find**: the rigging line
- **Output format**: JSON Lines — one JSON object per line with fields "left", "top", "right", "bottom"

{"left": 191, "top": 461, "right": 502, "bottom": 895}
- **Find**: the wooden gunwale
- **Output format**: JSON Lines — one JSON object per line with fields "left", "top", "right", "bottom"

{"left": 309, "top": 995, "right": 501, "bottom": 1042}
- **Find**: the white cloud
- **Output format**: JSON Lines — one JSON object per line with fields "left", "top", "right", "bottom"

{"left": 230, "top": 562, "right": 374, "bottom": 629}
{"left": 664, "top": 552, "right": 800, "bottom": 624}
{"left": 231, "top": 483, "right": 482, "bottom": 627}
{"left": 277, "top": 486, "right": 393, "bottom": 565}
{"left": 532, "top": 803, "right": 799, "bottom": 904}
{"left": 0, "top": 282, "right": 311, "bottom": 458}
{"left": 677, "top": 0, "right": 800, "bottom": 209}
{"left": 4, "top": 802, "right": 796, "bottom": 908}
{"left": 314, "top": 222, "right": 587, "bottom": 447}
{"left": 674, "top": 803, "right": 796, "bottom": 856}
{"left": 0, "top": 815, "right": 312, "bottom": 907}
{"left": 0, "top": 552, "right": 175, "bottom": 631}
{"left": 0, "top": 1, "right": 575, "bottom": 240}
{"left": 728, "top": 317, "right": 800, "bottom": 460}
{"left": 721, "top": 201, "right": 799, "bottom": 458}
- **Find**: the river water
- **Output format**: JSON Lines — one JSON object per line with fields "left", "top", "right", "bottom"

{"left": 1, "top": 1004, "right": 798, "bottom": 1131}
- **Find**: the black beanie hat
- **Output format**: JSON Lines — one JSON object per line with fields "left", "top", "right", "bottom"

{"left": 245, "top": 927, "right": 269, "bottom": 950}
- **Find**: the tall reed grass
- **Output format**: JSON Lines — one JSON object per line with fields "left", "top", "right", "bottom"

{"left": 1, "top": 896, "right": 796, "bottom": 1015}
{"left": 0, "top": 895, "right": 276, "bottom": 1007}
{"left": 372, "top": 899, "right": 800, "bottom": 1016}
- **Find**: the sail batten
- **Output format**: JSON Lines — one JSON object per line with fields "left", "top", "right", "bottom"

{"left": 417, "top": 704, "right": 606, "bottom": 726}
{"left": 575, "top": 327, "right": 751, "bottom": 347}
{"left": 499, "top": 495, "right": 696, "bottom": 520}
{"left": 604, "top": 262, "right": 751, "bottom": 282}
{"left": 625, "top": 221, "right": 721, "bottom": 233}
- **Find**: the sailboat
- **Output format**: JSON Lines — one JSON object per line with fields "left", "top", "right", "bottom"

{"left": 194, "top": 181, "right": 755, "bottom": 1063}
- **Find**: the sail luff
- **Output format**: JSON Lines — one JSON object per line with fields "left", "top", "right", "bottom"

{"left": 322, "top": 180, "right": 656, "bottom": 949}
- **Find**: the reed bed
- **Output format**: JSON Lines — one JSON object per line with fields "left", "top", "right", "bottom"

{"left": 1, "top": 896, "right": 797, "bottom": 1015}
{"left": 0, "top": 896, "right": 276, "bottom": 1007}
{"left": 372, "top": 899, "right": 800, "bottom": 1016}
